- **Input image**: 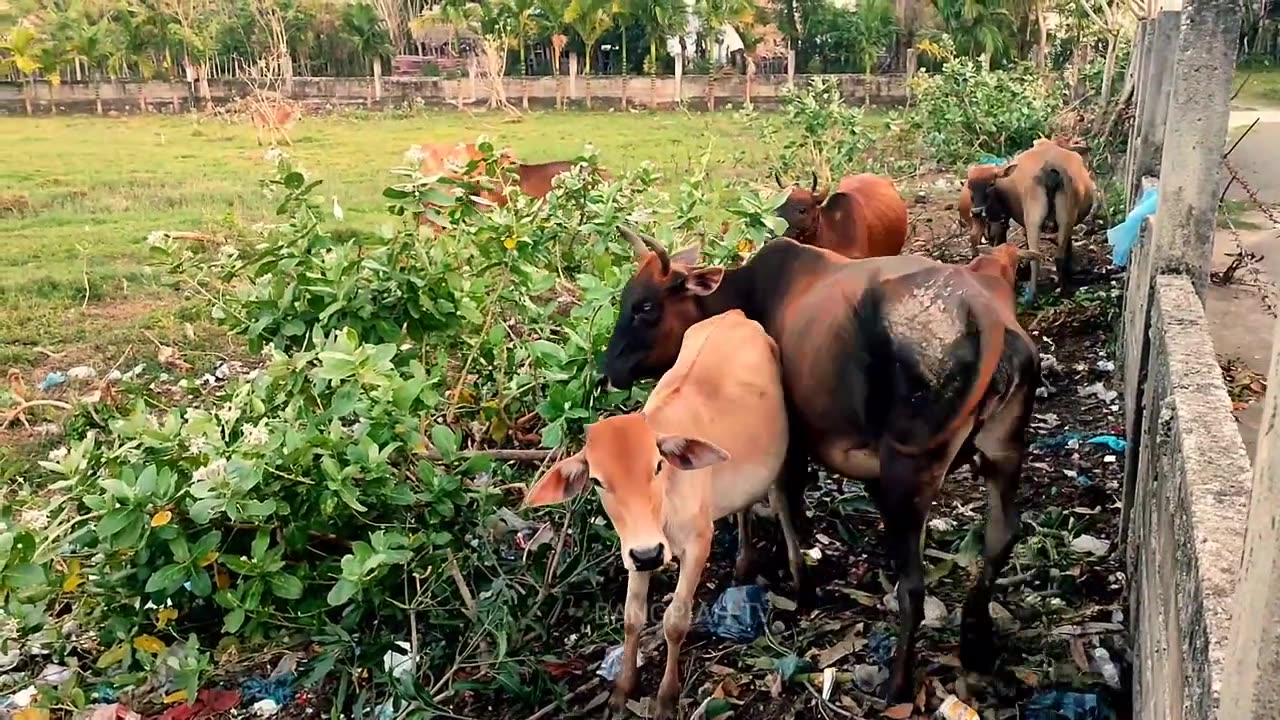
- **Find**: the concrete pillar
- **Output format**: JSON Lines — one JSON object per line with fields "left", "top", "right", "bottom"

{"left": 1221, "top": 315, "right": 1280, "bottom": 719}
{"left": 568, "top": 53, "right": 578, "bottom": 100}
{"left": 674, "top": 57, "right": 683, "bottom": 105}
{"left": 1128, "top": 11, "right": 1182, "bottom": 204}
{"left": 787, "top": 50, "right": 796, "bottom": 88}
{"left": 1147, "top": 0, "right": 1242, "bottom": 299}
{"left": 1123, "top": 19, "right": 1153, "bottom": 207}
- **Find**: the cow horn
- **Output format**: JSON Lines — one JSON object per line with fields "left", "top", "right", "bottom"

{"left": 618, "top": 225, "right": 671, "bottom": 275}
{"left": 810, "top": 172, "right": 819, "bottom": 193}
{"left": 774, "top": 171, "right": 785, "bottom": 189}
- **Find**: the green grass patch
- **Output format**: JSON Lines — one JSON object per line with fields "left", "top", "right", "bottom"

{"left": 1233, "top": 66, "right": 1280, "bottom": 108}
{"left": 0, "top": 111, "right": 782, "bottom": 376}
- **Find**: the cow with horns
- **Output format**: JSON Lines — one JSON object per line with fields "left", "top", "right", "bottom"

{"left": 599, "top": 227, "right": 1041, "bottom": 704}
{"left": 774, "top": 171, "right": 909, "bottom": 260}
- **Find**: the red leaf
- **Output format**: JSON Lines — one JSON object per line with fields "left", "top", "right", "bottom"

{"left": 883, "top": 702, "right": 915, "bottom": 719}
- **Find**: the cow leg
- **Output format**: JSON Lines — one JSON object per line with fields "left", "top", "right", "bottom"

{"left": 961, "top": 384, "right": 1033, "bottom": 673}
{"left": 968, "top": 217, "right": 984, "bottom": 258}
{"left": 769, "top": 482, "right": 808, "bottom": 599}
{"left": 988, "top": 220, "right": 1009, "bottom": 248}
{"left": 610, "top": 570, "right": 652, "bottom": 712}
{"left": 656, "top": 536, "right": 710, "bottom": 720}
{"left": 1053, "top": 191, "right": 1075, "bottom": 295}
{"left": 733, "top": 510, "right": 755, "bottom": 582}
{"left": 1021, "top": 192, "right": 1049, "bottom": 303}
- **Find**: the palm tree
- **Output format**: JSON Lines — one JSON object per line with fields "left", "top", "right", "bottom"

{"left": 343, "top": 1, "right": 392, "bottom": 102}
{"left": 930, "top": 0, "right": 1015, "bottom": 67}
{"left": 68, "top": 20, "right": 119, "bottom": 114}
{"left": 849, "top": 0, "right": 897, "bottom": 104}
{"left": 565, "top": 0, "right": 612, "bottom": 76}
{"left": 632, "top": 0, "right": 683, "bottom": 108}
{"left": 534, "top": 0, "right": 571, "bottom": 107}
{"left": 509, "top": 0, "right": 539, "bottom": 109}
{"left": 1, "top": 26, "right": 43, "bottom": 115}
{"left": 694, "top": 0, "right": 754, "bottom": 109}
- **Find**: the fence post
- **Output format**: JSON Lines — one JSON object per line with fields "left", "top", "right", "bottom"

{"left": 1123, "top": 17, "right": 1153, "bottom": 207}
{"left": 1127, "top": 9, "right": 1183, "bottom": 204}
{"left": 1147, "top": 0, "right": 1242, "bottom": 299}
{"left": 1221, "top": 314, "right": 1280, "bottom": 718}
{"left": 674, "top": 55, "right": 683, "bottom": 106}
{"left": 786, "top": 49, "right": 796, "bottom": 88}
{"left": 568, "top": 53, "right": 578, "bottom": 104}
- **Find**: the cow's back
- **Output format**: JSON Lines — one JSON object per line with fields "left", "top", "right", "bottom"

{"left": 834, "top": 174, "right": 908, "bottom": 259}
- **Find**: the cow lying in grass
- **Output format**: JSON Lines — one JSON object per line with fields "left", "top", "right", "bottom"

{"left": 959, "top": 138, "right": 1096, "bottom": 300}
{"left": 525, "top": 310, "right": 803, "bottom": 720}
{"left": 774, "top": 172, "right": 909, "bottom": 260}
{"left": 600, "top": 230, "right": 1040, "bottom": 703}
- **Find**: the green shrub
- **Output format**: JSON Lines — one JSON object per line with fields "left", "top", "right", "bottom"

{"left": 909, "top": 57, "right": 1063, "bottom": 167}
{"left": 4, "top": 141, "right": 790, "bottom": 714}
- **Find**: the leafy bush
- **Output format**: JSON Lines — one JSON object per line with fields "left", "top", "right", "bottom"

{"left": 4, "top": 142, "right": 789, "bottom": 714}
{"left": 909, "top": 57, "right": 1063, "bottom": 167}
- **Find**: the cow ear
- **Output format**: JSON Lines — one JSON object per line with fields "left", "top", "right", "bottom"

{"left": 682, "top": 267, "right": 724, "bottom": 296}
{"left": 670, "top": 244, "right": 701, "bottom": 266}
{"left": 656, "top": 434, "right": 730, "bottom": 471}
{"left": 822, "top": 191, "right": 852, "bottom": 220}
{"left": 999, "top": 162, "right": 1018, "bottom": 178}
{"left": 523, "top": 452, "right": 590, "bottom": 508}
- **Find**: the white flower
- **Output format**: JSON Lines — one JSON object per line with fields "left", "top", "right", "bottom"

{"left": 145, "top": 231, "right": 168, "bottom": 247}
{"left": 263, "top": 147, "right": 287, "bottom": 164}
{"left": 192, "top": 458, "right": 228, "bottom": 484}
{"left": 188, "top": 436, "right": 214, "bottom": 457}
{"left": 403, "top": 144, "right": 427, "bottom": 165}
{"left": 47, "top": 446, "right": 68, "bottom": 463}
{"left": 242, "top": 422, "right": 269, "bottom": 448}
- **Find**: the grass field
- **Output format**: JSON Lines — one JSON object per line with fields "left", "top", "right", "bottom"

{"left": 0, "top": 111, "right": 773, "bottom": 376}
{"left": 1234, "top": 66, "right": 1280, "bottom": 108}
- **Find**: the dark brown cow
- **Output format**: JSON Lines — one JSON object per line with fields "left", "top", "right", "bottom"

{"left": 775, "top": 172, "right": 909, "bottom": 259}
{"left": 513, "top": 160, "right": 611, "bottom": 201}
{"left": 600, "top": 230, "right": 1040, "bottom": 703}
{"left": 959, "top": 138, "right": 1096, "bottom": 300}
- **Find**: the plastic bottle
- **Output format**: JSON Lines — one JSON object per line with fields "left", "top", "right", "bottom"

{"left": 936, "top": 695, "right": 980, "bottom": 720}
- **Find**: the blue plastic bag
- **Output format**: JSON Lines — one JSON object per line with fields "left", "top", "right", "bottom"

{"left": 976, "top": 153, "right": 1010, "bottom": 166}
{"left": 1024, "top": 690, "right": 1114, "bottom": 720}
{"left": 701, "top": 585, "right": 767, "bottom": 643}
{"left": 1106, "top": 186, "right": 1158, "bottom": 268}
{"left": 1086, "top": 435, "right": 1128, "bottom": 452}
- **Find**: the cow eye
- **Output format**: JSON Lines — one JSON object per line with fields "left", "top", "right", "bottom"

{"left": 636, "top": 301, "right": 656, "bottom": 315}
{"left": 590, "top": 476, "right": 602, "bottom": 486}
{"left": 654, "top": 459, "right": 663, "bottom": 475}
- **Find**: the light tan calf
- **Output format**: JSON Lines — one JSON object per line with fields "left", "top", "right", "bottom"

{"left": 524, "top": 310, "right": 803, "bottom": 720}
{"left": 252, "top": 102, "right": 301, "bottom": 147}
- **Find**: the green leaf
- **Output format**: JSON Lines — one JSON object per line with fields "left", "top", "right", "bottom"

{"left": 541, "top": 420, "right": 564, "bottom": 449}
{"left": 528, "top": 340, "right": 567, "bottom": 364}
{"left": 269, "top": 574, "right": 304, "bottom": 600}
{"left": 283, "top": 171, "right": 305, "bottom": 190}
{"left": 430, "top": 425, "right": 459, "bottom": 461}
{"left": 188, "top": 568, "right": 212, "bottom": 598}
{"left": 327, "top": 578, "right": 359, "bottom": 606}
{"left": 98, "top": 508, "right": 136, "bottom": 539}
{"left": 145, "top": 563, "right": 188, "bottom": 595}
{"left": 223, "top": 607, "right": 246, "bottom": 634}
{"left": 2, "top": 562, "right": 45, "bottom": 589}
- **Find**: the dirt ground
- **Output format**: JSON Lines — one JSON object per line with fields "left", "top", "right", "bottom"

{"left": 465, "top": 182, "right": 1131, "bottom": 720}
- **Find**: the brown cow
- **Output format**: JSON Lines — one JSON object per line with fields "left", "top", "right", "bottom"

{"left": 774, "top": 172, "right": 908, "bottom": 259}
{"left": 600, "top": 229, "right": 1040, "bottom": 703}
{"left": 252, "top": 102, "right": 301, "bottom": 147}
{"left": 526, "top": 311, "right": 803, "bottom": 720}
{"left": 959, "top": 138, "right": 1096, "bottom": 301}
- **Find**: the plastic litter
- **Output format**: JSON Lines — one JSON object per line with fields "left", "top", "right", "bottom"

{"left": 1040, "top": 353, "right": 1059, "bottom": 373}
{"left": 775, "top": 654, "right": 812, "bottom": 683}
{"left": 1091, "top": 647, "right": 1121, "bottom": 688}
{"left": 1086, "top": 435, "right": 1127, "bottom": 452}
{"left": 382, "top": 641, "right": 415, "bottom": 682}
{"left": 241, "top": 673, "right": 295, "bottom": 708}
{"left": 251, "top": 699, "right": 280, "bottom": 717}
{"left": 36, "top": 664, "right": 71, "bottom": 684}
{"left": 853, "top": 664, "right": 889, "bottom": 693}
{"left": 976, "top": 153, "right": 1010, "bottom": 166}
{"left": 1107, "top": 185, "right": 1158, "bottom": 267}
{"left": 597, "top": 643, "right": 645, "bottom": 681}
{"left": 155, "top": 689, "right": 240, "bottom": 720}
{"left": 6, "top": 686, "right": 37, "bottom": 708}
{"left": 937, "top": 695, "right": 980, "bottom": 720}
{"left": 702, "top": 585, "right": 767, "bottom": 643}
{"left": 1077, "top": 383, "right": 1118, "bottom": 402}
{"left": 66, "top": 366, "right": 97, "bottom": 381}
{"left": 1070, "top": 534, "right": 1111, "bottom": 557}
{"left": 1024, "top": 690, "right": 1113, "bottom": 720}
{"left": 1032, "top": 432, "right": 1086, "bottom": 452}
{"left": 38, "top": 373, "right": 66, "bottom": 392}
{"left": 1096, "top": 360, "right": 1116, "bottom": 373}
{"left": 866, "top": 627, "right": 896, "bottom": 666}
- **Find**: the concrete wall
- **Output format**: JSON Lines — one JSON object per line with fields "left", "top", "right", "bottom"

{"left": 1125, "top": 220, "right": 1253, "bottom": 717}
{"left": 0, "top": 73, "right": 910, "bottom": 115}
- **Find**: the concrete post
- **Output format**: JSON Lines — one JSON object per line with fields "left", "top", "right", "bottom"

{"left": 1147, "top": 0, "right": 1242, "bottom": 299}
{"left": 905, "top": 48, "right": 918, "bottom": 101}
{"left": 1221, "top": 315, "right": 1280, "bottom": 718}
{"left": 787, "top": 50, "right": 796, "bottom": 88}
{"left": 568, "top": 53, "right": 578, "bottom": 100}
{"left": 1123, "top": 19, "right": 1153, "bottom": 207}
{"left": 1128, "top": 11, "right": 1182, "bottom": 203}
{"left": 674, "top": 57, "right": 683, "bottom": 105}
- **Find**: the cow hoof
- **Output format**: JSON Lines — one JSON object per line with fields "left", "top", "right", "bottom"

{"left": 960, "top": 606, "right": 997, "bottom": 673}
{"left": 655, "top": 691, "right": 679, "bottom": 720}
{"left": 608, "top": 687, "right": 630, "bottom": 714}
{"left": 882, "top": 670, "right": 916, "bottom": 704}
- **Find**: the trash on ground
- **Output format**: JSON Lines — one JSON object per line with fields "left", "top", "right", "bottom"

{"left": 1077, "top": 383, "right": 1119, "bottom": 402}
{"left": 66, "top": 366, "right": 97, "bottom": 381}
{"left": 1085, "top": 435, "right": 1127, "bottom": 452}
{"left": 1070, "top": 534, "right": 1111, "bottom": 557}
{"left": 821, "top": 666, "right": 837, "bottom": 700}
{"left": 1096, "top": 360, "right": 1116, "bottom": 373}
{"left": 853, "top": 664, "right": 889, "bottom": 693}
{"left": 38, "top": 373, "right": 66, "bottom": 392}
{"left": 597, "top": 644, "right": 645, "bottom": 681}
{"left": 241, "top": 673, "right": 295, "bottom": 708}
{"left": 251, "top": 699, "right": 280, "bottom": 717}
{"left": 774, "top": 653, "right": 812, "bottom": 684}
{"left": 866, "top": 628, "right": 896, "bottom": 666}
{"left": 1091, "top": 647, "right": 1121, "bottom": 688}
{"left": 155, "top": 689, "right": 240, "bottom": 720}
{"left": 976, "top": 153, "right": 1010, "bottom": 166}
{"left": 768, "top": 592, "right": 798, "bottom": 611}
{"left": 703, "top": 585, "right": 767, "bottom": 643}
{"left": 85, "top": 703, "right": 142, "bottom": 720}
{"left": 937, "top": 694, "right": 980, "bottom": 720}
{"left": 1023, "top": 690, "right": 1113, "bottom": 720}
{"left": 1031, "top": 432, "right": 1085, "bottom": 452}
{"left": 1107, "top": 185, "right": 1157, "bottom": 268}
{"left": 36, "top": 664, "right": 71, "bottom": 685}
{"left": 1040, "top": 353, "right": 1059, "bottom": 374}
{"left": 922, "top": 595, "right": 948, "bottom": 628}
{"left": 383, "top": 641, "right": 415, "bottom": 682}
